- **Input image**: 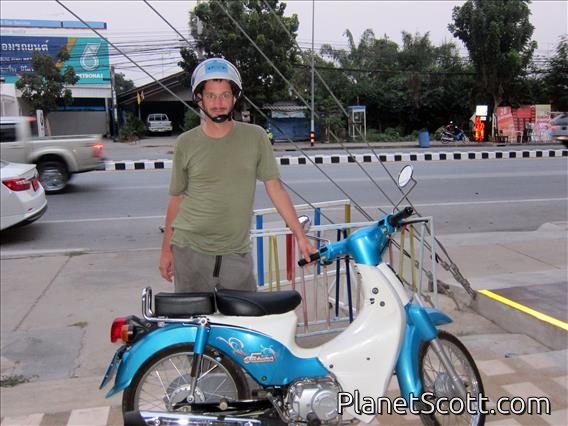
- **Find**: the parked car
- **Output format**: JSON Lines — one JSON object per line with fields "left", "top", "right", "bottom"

{"left": 550, "top": 113, "right": 568, "bottom": 147}
{"left": 146, "top": 113, "right": 172, "bottom": 135}
{"left": 1, "top": 160, "right": 47, "bottom": 231}
{"left": 0, "top": 116, "right": 105, "bottom": 193}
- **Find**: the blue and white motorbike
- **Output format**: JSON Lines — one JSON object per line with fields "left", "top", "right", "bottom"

{"left": 100, "top": 166, "right": 485, "bottom": 425}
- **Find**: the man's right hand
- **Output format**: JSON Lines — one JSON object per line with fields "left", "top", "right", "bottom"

{"left": 159, "top": 250, "right": 174, "bottom": 282}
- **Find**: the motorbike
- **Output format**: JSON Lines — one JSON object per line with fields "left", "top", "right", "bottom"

{"left": 441, "top": 127, "right": 470, "bottom": 143}
{"left": 100, "top": 165, "right": 485, "bottom": 426}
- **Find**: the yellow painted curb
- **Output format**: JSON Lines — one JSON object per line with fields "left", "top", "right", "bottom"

{"left": 479, "top": 289, "right": 568, "bottom": 331}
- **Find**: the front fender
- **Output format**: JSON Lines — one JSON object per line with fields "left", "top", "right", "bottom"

{"left": 395, "top": 304, "right": 452, "bottom": 404}
{"left": 106, "top": 324, "right": 197, "bottom": 397}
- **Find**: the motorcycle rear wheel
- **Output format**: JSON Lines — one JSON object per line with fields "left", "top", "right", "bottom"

{"left": 122, "top": 344, "right": 249, "bottom": 414}
{"left": 418, "top": 330, "right": 486, "bottom": 426}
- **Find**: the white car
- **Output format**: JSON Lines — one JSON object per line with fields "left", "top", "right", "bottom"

{"left": 146, "top": 113, "right": 173, "bottom": 135}
{"left": 1, "top": 160, "right": 48, "bottom": 231}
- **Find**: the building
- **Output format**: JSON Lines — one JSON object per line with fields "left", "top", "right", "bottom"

{"left": 0, "top": 18, "right": 111, "bottom": 135}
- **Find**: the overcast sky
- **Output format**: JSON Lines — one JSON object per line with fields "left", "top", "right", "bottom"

{"left": 1, "top": 0, "right": 566, "bottom": 85}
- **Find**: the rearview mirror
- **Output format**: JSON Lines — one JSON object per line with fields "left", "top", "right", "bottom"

{"left": 397, "top": 165, "right": 414, "bottom": 188}
{"left": 298, "top": 215, "right": 311, "bottom": 232}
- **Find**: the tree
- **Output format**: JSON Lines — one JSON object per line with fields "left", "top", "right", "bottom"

{"left": 448, "top": 0, "right": 536, "bottom": 111}
{"left": 321, "top": 29, "right": 473, "bottom": 135}
{"left": 15, "top": 48, "right": 79, "bottom": 130}
{"left": 179, "top": 0, "right": 300, "bottom": 113}
{"left": 114, "top": 72, "right": 135, "bottom": 94}
{"left": 542, "top": 36, "right": 568, "bottom": 111}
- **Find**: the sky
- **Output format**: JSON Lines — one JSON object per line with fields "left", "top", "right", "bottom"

{"left": 1, "top": 0, "right": 566, "bottom": 86}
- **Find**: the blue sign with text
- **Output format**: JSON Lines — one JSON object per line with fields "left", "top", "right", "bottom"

{"left": 0, "top": 35, "right": 110, "bottom": 85}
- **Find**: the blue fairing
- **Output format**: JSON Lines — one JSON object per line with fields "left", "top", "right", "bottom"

{"left": 395, "top": 304, "right": 452, "bottom": 405}
{"left": 106, "top": 323, "right": 328, "bottom": 398}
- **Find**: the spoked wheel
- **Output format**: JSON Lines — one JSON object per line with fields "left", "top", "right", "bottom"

{"left": 122, "top": 344, "right": 249, "bottom": 414}
{"left": 419, "top": 331, "right": 486, "bottom": 426}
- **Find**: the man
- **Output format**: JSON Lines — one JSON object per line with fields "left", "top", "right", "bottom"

{"left": 159, "top": 58, "right": 315, "bottom": 292}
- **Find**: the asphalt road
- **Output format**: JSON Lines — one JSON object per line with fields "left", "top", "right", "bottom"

{"left": 0, "top": 157, "right": 566, "bottom": 256}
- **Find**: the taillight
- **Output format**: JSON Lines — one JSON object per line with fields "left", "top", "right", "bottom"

{"left": 32, "top": 174, "right": 40, "bottom": 191}
{"left": 92, "top": 143, "right": 104, "bottom": 158}
{"left": 3, "top": 177, "right": 32, "bottom": 191}
{"left": 110, "top": 317, "right": 128, "bottom": 343}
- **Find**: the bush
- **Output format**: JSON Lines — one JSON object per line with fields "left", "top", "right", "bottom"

{"left": 183, "top": 110, "right": 201, "bottom": 131}
{"left": 118, "top": 113, "right": 146, "bottom": 141}
{"left": 366, "top": 127, "right": 412, "bottom": 142}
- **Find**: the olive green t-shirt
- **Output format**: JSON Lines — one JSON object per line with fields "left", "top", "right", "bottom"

{"left": 169, "top": 121, "right": 280, "bottom": 255}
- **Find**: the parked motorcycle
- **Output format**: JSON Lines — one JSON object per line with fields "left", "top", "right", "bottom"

{"left": 100, "top": 165, "right": 485, "bottom": 426}
{"left": 441, "top": 126, "right": 470, "bottom": 143}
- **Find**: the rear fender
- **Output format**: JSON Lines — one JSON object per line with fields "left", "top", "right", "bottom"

{"left": 106, "top": 324, "right": 197, "bottom": 397}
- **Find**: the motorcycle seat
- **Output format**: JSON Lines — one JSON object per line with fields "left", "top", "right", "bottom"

{"left": 154, "top": 292, "right": 216, "bottom": 318}
{"left": 216, "top": 289, "right": 302, "bottom": 316}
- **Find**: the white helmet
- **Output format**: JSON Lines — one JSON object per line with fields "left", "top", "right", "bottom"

{"left": 190, "top": 58, "right": 242, "bottom": 98}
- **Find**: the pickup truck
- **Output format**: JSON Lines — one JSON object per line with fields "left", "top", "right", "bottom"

{"left": 0, "top": 116, "right": 105, "bottom": 193}
{"left": 146, "top": 113, "right": 173, "bottom": 135}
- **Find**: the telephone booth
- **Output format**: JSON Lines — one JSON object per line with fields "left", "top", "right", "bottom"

{"left": 348, "top": 105, "right": 366, "bottom": 140}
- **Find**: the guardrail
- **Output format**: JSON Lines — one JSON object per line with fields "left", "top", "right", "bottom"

{"left": 251, "top": 202, "right": 438, "bottom": 337}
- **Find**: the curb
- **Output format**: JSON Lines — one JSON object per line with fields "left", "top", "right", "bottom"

{"left": 103, "top": 148, "right": 568, "bottom": 171}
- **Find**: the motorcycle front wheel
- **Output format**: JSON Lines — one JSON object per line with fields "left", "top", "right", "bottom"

{"left": 418, "top": 330, "right": 486, "bottom": 426}
{"left": 122, "top": 344, "right": 249, "bottom": 414}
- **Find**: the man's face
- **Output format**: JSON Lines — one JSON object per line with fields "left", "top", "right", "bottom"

{"left": 200, "top": 80, "right": 236, "bottom": 120}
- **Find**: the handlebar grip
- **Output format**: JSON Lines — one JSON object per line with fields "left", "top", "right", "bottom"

{"left": 388, "top": 207, "right": 414, "bottom": 227}
{"left": 298, "top": 252, "right": 321, "bottom": 267}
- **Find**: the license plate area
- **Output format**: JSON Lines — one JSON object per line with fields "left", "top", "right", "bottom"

{"left": 99, "top": 348, "right": 123, "bottom": 389}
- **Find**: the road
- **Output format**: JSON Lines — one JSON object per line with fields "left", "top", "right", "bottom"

{"left": 0, "top": 157, "right": 566, "bottom": 256}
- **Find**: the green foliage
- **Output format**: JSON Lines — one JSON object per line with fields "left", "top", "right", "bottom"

{"left": 183, "top": 109, "right": 201, "bottom": 131}
{"left": 365, "top": 127, "right": 417, "bottom": 142}
{"left": 448, "top": 0, "right": 536, "bottom": 109}
{"left": 15, "top": 48, "right": 79, "bottom": 117}
{"left": 118, "top": 113, "right": 146, "bottom": 141}
{"left": 542, "top": 36, "right": 568, "bottom": 111}
{"left": 180, "top": 0, "right": 299, "bottom": 109}
{"left": 114, "top": 72, "right": 135, "bottom": 94}
{"left": 320, "top": 29, "right": 474, "bottom": 134}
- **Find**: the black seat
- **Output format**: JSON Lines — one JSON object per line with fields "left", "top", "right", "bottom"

{"left": 216, "top": 289, "right": 302, "bottom": 316}
{"left": 154, "top": 292, "right": 215, "bottom": 318}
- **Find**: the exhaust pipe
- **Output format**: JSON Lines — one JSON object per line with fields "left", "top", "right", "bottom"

{"left": 124, "top": 410, "right": 261, "bottom": 426}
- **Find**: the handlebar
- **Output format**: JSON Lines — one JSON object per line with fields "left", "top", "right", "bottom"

{"left": 297, "top": 207, "right": 415, "bottom": 267}
{"left": 298, "top": 252, "right": 321, "bottom": 267}
{"left": 388, "top": 207, "right": 414, "bottom": 227}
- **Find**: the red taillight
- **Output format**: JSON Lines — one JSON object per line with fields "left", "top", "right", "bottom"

{"left": 92, "top": 143, "right": 104, "bottom": 158}
{"left": 110, "top": 317, "right": 128, "bottom": 343}
{"left": 32, "top": 174, "right": 40, "bottom": 191}
{"left": 2, "top": 177, "right": 32, "bottom": 191}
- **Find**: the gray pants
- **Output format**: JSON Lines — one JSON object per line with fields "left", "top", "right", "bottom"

{"left": 172, "top": 245, "right": 257, "bottom": 293}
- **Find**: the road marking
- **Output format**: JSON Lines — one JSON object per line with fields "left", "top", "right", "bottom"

{"left": 40, "top": 215, "right": 164, "bottom": 224}
{"left": 37, "top": 198, "right": 568, "bottom": 225}
{"left": 479, "top": 289, "right": 568, "bottom": 331}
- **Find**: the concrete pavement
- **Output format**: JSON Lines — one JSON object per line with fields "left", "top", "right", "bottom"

{"left": 1, "top": 223, "right": 566, "bottom": 425}
{"left": 0, "top": 136, "right": 567, "bottom": 425}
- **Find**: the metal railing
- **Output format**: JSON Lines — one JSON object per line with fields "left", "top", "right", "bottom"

{"left": 251, "top": 202, "right": 438, "bottom": 337}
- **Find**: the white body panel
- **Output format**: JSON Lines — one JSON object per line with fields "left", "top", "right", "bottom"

{"left": 211, "top": 263, "right": 410, "bottom": 423}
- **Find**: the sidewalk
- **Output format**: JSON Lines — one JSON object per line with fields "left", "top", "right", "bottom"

{"left": 1, "top": 223, "right": 566, "bottom": 425}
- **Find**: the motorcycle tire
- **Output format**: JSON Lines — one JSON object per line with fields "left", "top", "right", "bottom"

{"left": 418, "top": 330, "right": 486, "bottom": 426}
{"left": 440, "top": 137, "right": 452, "bottom": 144}
{"left": 122, "top": 343, "right": 249, "bottom": 414}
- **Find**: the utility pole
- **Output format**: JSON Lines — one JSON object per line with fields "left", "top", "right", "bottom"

{"left": 309, "top": 0, "right": 315, "bottom": 147}
{"left": 110, "top": 65, "right": 118, "bottom": 139}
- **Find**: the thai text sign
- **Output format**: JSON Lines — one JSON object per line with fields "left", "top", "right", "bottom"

{"left": 1, "top": 35, "right": 110, "bottom": 85}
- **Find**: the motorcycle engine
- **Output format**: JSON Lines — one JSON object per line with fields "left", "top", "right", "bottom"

{"left": 286, "top": 377, "right": 341, "bottom": 423}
